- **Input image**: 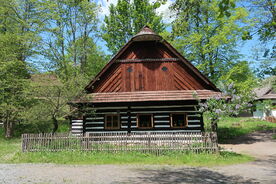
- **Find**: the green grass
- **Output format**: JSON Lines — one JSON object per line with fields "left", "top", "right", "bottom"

{"left": 0, "top": 145, "right": 253, "bottom": 167}
{"left": 0, "top": 137, "right": 21, "bottom": 162}
{"left": 3, "top": 117, "right": 275, "bottom": 166}
{"left": 206, "top": 117, "right": 276, "bottom": 143}
{"left": 0, "top": 127, "right": 253, "bottom": 166}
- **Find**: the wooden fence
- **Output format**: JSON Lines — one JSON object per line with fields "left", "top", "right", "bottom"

{"left": 21, "top": 131, "right": 218, "bottom": 154}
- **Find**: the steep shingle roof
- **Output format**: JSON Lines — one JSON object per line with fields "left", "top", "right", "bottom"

{"left": 254, "top": 84, "right": 276, "bottom": 100}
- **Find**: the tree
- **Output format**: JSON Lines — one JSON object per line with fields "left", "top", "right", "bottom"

{"left": 38, "top": 0, "right": 103, "bottom": 78}
{"left": 0, "top": 50, "right": 31, "bottom": 138}
{"left": 255, "top": 59, "right": 276, "bottom": 78}
{"left": 0, "top": 0, "right": 41, "bottom": 138}
{"left": 248, "top": 0, "right": 275, "bottom": 41}
{"left": 0, "top": 0, "right": 42, "bottom": 62}
{"left": 220, "top": 61, "right": 258, "bottom": 95}
{"left": 102, "top": 0, "right": 166, "bottom": 54}
{"left": 197, "top": 83, "right": 254, "bottom": 132}
{"left": 170, "top": 0, "right": 250, "bottom": 82}
{"left": 246, "top": 0, "right": 276, "bottom": 78}
{"left": 30, "top": 73, "right": 87, "bottom": 133}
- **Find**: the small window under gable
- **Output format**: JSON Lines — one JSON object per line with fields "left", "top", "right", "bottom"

{"left": 105, "top": 114, "right": 120, "bottom": 130}
{"left": 170, "top": 113, "right": 188, "bottom": 128}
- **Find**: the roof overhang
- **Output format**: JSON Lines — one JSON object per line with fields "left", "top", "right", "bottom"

{"left": 70, "top": 90, "right": 222, "bottom": 104}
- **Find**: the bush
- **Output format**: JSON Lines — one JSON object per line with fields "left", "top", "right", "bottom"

{"left": 9, "top": 119, "right": 70, "bottom": 138}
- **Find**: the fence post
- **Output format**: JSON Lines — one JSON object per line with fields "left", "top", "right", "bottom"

{"left": 147, "top": 132, "right": 151, "bottom": 152}
{"left": 211, "top": 132, "right": 219, "bottom": 153}
{"left": 21, "top": 134, "right": 25, "bottom": 152}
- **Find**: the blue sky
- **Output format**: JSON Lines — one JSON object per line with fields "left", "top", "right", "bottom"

{"left": 31, "top": 0, "right": 275, "bottom": 72}
{"left": 95, "top": 0, "right": 275, "bottom": 71}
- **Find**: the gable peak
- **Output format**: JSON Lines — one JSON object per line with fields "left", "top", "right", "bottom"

{"left": 132, "top": 25, "right": 161, "bottom": 41}
{"left": 136, "top": 25, "right": 156, "bottom": 35}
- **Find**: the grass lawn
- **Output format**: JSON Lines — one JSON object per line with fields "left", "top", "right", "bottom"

{"left": 2, "top": 117, "right": 276, "bottom": 166}
{"left": 0, "top": 128, "right": 253, "bottom": 166}
{"left": 0, "top": 138, "right": 253, "bottom": 166}
{"left": 208, "top": 117, "right": 276, "bottom": 143}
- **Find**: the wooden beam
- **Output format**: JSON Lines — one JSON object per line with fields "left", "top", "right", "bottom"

{"left": 127, "top": 106, "right": 131, "bottom": 134}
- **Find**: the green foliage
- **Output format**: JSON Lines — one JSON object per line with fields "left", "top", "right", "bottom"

{"left": 255, "top": 59, "right": 276, "bottom": 79}
{"left": 255, "top": 100, "right": 274, "bottom": 117}
{"left": 219, "top": 61, "right": 258, "bottom": 94}
{"left": 170, "top": 0, "right": 250, "bottom": 82}
{"left": 0, "top": 0, "right": 40, "bottom": 138}
{"left": 249, "top": 0, "right": 276, "bottom": 41}
{"left": 261, "top": 76, "right": 276, "bottom": 90}
{"left": 218, "top": 0, "right": 236, "bottom": 18}
{"left": 248, "top": 0, "right": 275, "bottom": 77}
{"left": 102, "top": 0, "right": 166, "bottom": 54}
{"left": 38, "top": 0, "right": 105, "bottom": 78}
{"left": 197, "top": 83, "right": 255, "bottom": 132}
{"left": 0, "top": 0, "right": 106, "bottom": 138}
{"left": 27, "top": 73, "right": 88, "bottom": 133}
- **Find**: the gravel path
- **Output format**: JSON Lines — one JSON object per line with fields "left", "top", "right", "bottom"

{"left": 0, "top": 164, "right": 259, "bottom": 184}
{"left": 1, "top": 130, "right": 275, "bottom": 184}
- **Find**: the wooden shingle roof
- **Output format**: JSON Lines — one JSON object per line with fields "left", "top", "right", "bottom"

{"left": 72, "top": 90, "right": 221, "bottom": 104}
{"left": 254, "top": 84, "right": 276, "bottom": 100}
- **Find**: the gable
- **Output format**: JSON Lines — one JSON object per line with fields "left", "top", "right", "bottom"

{"left": 85, "top": 26, "right": 219, "bottom": 93}
{"left": 118, "top": 41, "right": 176, "bottom": 59}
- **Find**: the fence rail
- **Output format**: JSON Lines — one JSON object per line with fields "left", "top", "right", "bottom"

{"left": 22, "top": 132, "right": 218, "bottom": 154}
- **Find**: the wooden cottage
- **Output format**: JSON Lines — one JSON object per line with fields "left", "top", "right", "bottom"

{"left": 70, "top": 26, "right": 221, "bottom": 135}
{"left": 253, "top": 83, "right": 276, "bottom": 119}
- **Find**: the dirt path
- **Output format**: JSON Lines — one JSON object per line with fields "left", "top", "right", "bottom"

{"left": 1, "top": 130, "right": 275, "bottom": 184}
{"left": 216, "top": 130, "right": 276, "bottom": 184}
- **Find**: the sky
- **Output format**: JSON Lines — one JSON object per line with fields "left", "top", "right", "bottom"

{"left": 94, "top": 0, "right": 275, "bottom": 71}
{"left": 97, "top": 0, "right": 173, "bottom": 20}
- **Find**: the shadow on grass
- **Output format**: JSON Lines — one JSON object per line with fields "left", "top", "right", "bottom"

{"left": 218, "top": 127, "right": 259, "bottom": 144}
{"left": 218, "top": 127, "right": 276, "bottom": 144}
{"left": 120, "top": 167, "right": 258, "bottom": 184}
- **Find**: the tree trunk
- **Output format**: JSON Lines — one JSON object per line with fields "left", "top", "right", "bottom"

{"left": 52, "top": 116, "right": 58, "bottom": 134}
{"left": 211, "top": 118, "right": 218, "bottom": 132}
{"left": 4, "top": 115, "right": 13, "bottom": 138}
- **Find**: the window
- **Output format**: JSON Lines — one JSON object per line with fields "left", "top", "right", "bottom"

{"left": 170, "top": 113, "right": 187, "bottom": 128}
{"left": 127, "top": 66, "right": 133, "bottom": 72}
{"left": 137, "top": 114, "right": 153, "bottom": 128}
{"left": 161, "top": 66, "right": 168, "bottom": 71}
{"left": 105, "top": 115, "right": 120, "bottom": 129}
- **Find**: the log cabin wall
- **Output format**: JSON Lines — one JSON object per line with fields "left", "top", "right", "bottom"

{"left": 71, "top": 119, "right": 83, "bottom": 135}
{"left": 72, "top": 103, "right": 204, "bottom": 134}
